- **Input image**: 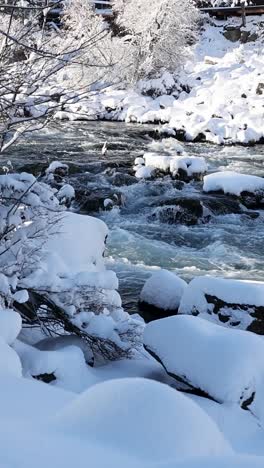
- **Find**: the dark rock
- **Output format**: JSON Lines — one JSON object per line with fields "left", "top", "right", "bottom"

{"left": 75, "top": 187, "right": 125, "bottom": 213}
{"left": 138, "top": 300, "right": 178, "bottom": 323}
{"left": 109, "top": 172, "right": 138, "bottom": 187}
{"left": 240, "top": 31, "right": 258, "bottom": 44}
{"left": 33, "top": 373, "right": 56, "bottom": 383}
{"left": 256, "top": 83, "right": 264, "bottom": 95}
{"left": 191, "top": 293, "right": 264, "bottom": 335}
{"left": 241, "top": 93, "right": 247, "bottom": 99}
{"left": 240, "top": 190, "right": 264, "bottom": 210}
{"left": 149, "top": 198, "right": 205, "bottom": 225}
{"left": 223, "top": 26, "right": 241, "bottom": 42}
{"left": 201, "top": 193, "right": 243, "bottom": 215}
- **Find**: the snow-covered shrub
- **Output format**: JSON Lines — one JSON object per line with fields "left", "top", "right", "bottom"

{"left": 0, "top": 172, "right": 62, "bottom": 308}
{"left": 112, "top": 0, "right": 199, "bottom": 81}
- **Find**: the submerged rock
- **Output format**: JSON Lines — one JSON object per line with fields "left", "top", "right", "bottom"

{"left": 149, "top": 198, "right": 206, "bottom": 225}
{"left": 75, "top": 187, "right": 125, "bottom": 213}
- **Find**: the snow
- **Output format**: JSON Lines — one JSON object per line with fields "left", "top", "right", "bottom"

{"left": 203, "top": 171, "right": 264, "bottom": 196}
{"left": 14, "top": 340, "right": 97, "bottom": 393}
{"left": 45, "top": 211, "right": 108, "bottom": 274}
{"left": 135, "top": 165, "right": 155, "bottom": 179}
{"left": 144, "top": 315, "right": 264, "bottom": 410}
{"left": 0, "top": 337, "right": 22, "bottom": 378}
{"left": 0, "top": 309, "right": 22, "bottom": 344}
{"left": 55, "top": 377, "right": 232, "bottom": 461}
{"left": 140, "top": 269, "right": 187, "bottom": 311}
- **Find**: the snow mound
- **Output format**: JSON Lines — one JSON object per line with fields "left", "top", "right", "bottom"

{"left": 203, "top": 171, "right": 264, "bottom": 196}
{"left": 0, "top": 337, "right": 22, "bottom": 378}
{"left": 55, "top": 377, "right": 232, "bottom": 461}
{"left": 140, "top": 269, "right": 187, "bottom": 312}
{"left": 144, "top": 315, "right": 264, "bottom": 409}
{"left": 0, "top": 309, "right": 22, "bottom": 344}
{"left": 15, "top": 340, "right": 96, "bottom": 393}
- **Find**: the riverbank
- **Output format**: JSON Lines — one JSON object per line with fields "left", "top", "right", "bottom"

{"left": 52, "top": 15, "right": 264, "bottom": 145}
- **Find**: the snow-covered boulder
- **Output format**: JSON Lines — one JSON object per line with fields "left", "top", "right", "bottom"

{"left": 179, "top": 276, "right": 264, "bottom": 334}
{"left": 55, "top": 377, "right": 232, "bottom": 461}
{"left": 142, "top": 153, "right": 207, "bottom": 181}
{"left": 203, "top": 172, "right": 264, "bottom": 209}
{"left": 144, "top": 315, "right": 264, "bottom": 415}
{"left": 139, "top": 270, "right": 187, "bottom": 321}
{"left": 169, "top": 156, "right": 207, "bottom": 181}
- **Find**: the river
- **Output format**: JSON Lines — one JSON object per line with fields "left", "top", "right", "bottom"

{"left": 3, "top": 121, "right": 264, "bottom": 315}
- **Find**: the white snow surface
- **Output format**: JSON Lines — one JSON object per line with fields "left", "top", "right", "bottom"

{"left": 45, "top": 211, "right": 108, "bottom": 274}
{"left": 55, "top": 377, "right": 232, "bottom": 461}
{"left": 140, "top": 269, "right": 187, "bottom": 310}
{"left": 0, "top": 309, "right": 22, "bottom": 344}
{"left": 203, "top": 171, "right": 264, "bottom": 196}
{"left": 144, "top": 315, "right": 264, "bottom": 412}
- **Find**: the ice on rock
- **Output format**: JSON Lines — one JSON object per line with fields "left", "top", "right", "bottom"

{"left": 203, "top": 171, "right": 264, "bottom": 196}
{"left": 140, "top": 269, "right": 187, "bottom": 312}
{"left": 144, "top": 315, "right": 264, "bottom": 413}
{"left": 54, "top": 377, "right": 232, "bottom": 461}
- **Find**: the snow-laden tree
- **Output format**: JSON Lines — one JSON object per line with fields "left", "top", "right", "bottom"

{"left": 112, "top": 0, "right": 199, "bottom": 81}
{"left": 0, "top": 0, "right": 118, "bottom": 152}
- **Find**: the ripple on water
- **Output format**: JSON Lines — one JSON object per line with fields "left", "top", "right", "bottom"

{"left": 4, "top": 122, "right": 264, "bottom": 314}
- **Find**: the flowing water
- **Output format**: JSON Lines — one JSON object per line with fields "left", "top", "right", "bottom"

{"left": 4, "top": 121, "right": 264, "bottom": 314}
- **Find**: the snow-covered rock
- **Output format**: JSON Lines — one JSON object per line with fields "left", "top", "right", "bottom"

{"left": 144, "top": 315, "right": 264, "bottom": 415}
{"left": 141, "top": 153, "right": 207, "bottom": 181}
{"left": 203, "top": 171, "right": 264, "bottom": 197}
{"left": 179, "top": 276, "right": 264, "bottom": 333}
{"left": 55, "top": 377, "right": 232, "bottom": 461}
{"left": 139, "top": 270, "right": 187, "bottom": 320}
